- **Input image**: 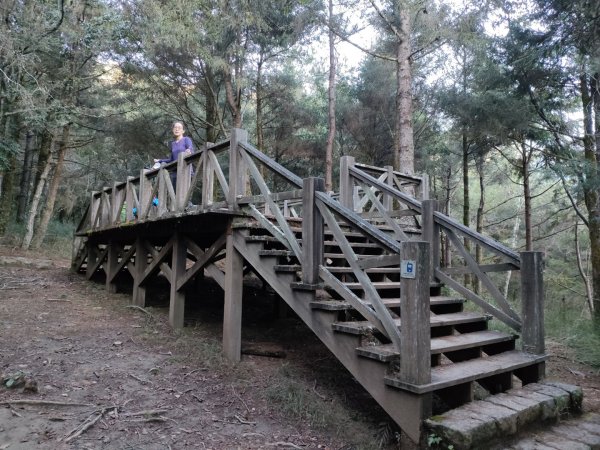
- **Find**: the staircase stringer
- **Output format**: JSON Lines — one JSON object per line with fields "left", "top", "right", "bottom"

{"left": 233, "top": 231, "right": 431, "bottom": 444}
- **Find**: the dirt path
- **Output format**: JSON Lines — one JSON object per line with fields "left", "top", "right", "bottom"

{"left": 0, "top": 254, "right": 599, "bottom": 450}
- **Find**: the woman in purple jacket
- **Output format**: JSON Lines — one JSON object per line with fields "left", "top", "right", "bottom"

{"left": 154, "top": 122, "right": 194, "bottom": 191}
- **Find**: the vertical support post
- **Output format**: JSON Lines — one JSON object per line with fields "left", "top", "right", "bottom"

{"left": 132, "top": 238, "right": 147, "bottom": 307}
{"left": 101, "top": 189, "right": 111, "bottom": 226}
{"left": 90, "top": 192, "right": 100, "bottom": 229}
{"left": 158, "top": 165, "right": 168, "bottom": 216}
{"left": 223, "top": 222, "right": 243, "bottom": 362}
{"left": 400, "top": 240, "right": 431, "bottom": 385}
{"left": 228, "top": 128, "right": 248, "bottom": 209}
{"left": 201, "top": 145, "right": 215, "bottom": 209}
{"left": 176, "top": 151, "right": 191, "bottom": 210}
{"left": 169, "top": 233, "right": 187, "bottom": 329}
{"left": 139, "top": 169, "right": 152, "bottom": 219}
{"left": 125, "top": 177, "right": 135, "bottom": 222}
{"left": 421, "top": 174, "right": 430, "bottom": 201}
{"left": 384, "top": 165, "right": 394, "bottom": 211}
{"left": 339, "top": 156, "right": 355, "bottom": 210}
{"left": 520, "top": 251, "right": 545, "bottom": 355}
{"left": 105, "top": 240, "right": 121, "bottom": 293}
{"left": 302, "top": 177, "right": 324, "bottom": 285}
{"left": 86, "top": 240, "right": 98, "bottom": 280}
{"left": 421, "top": 200, "right": 440, "bottom": 280}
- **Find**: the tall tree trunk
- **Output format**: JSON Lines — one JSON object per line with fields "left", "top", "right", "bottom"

{"left": 34, "top": 129, "right": 53, "bottom": 189}
{"left": 31, "top": 124, "right": 70, "bottom": 249}
{"left": 393, "top": 4, "right": 414, "bottom": 174}
{"left": 17, "top": 130, "right": 35, "bottom": 222}
{"left": 475, "top": 153, "right": 485, "bottom": 293}
{"left": 442, "top": 166, "right": 452, "bottom": 268}
{"left": 521, "top": 140, "right": 533, "bottom": 251}
{"left": 580, "top": 72, "right": 600, "bottom": 322}
{"left": 325, "top": 0, "right": 336, "bottom": 193}
{"left": 462, "top": 128, "right": 471, "bottom": 286}
{"left": 22, "top": 140, "right": 55, "bottom": 250}
{"left": 224, "top": 70, "right": 242, "bottom": 128}
{"left": 256, "top": 56, "right": 264, "bottom": 151}
{"left": 0, "top": 115, "right": 16, "bottom": 235}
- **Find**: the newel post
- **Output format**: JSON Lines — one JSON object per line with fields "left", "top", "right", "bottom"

{"left": 400, "top": 240, "right": 431, "bottom": 385}
{"left": 201, "top": 143, "right": 215, "bottom": 209}
{"left": 228, "top": 128, "right": 248, "bottom": 210}
{"left": 302, "top": 177, "right": 325, "bottom": 285}
{"left": 176, "top": 151, "right": 192, "bottom": 210}
{"left": 339, "top": 156, "right": 355, "bottom": 210}
{"left": 520, "top": 251, "right": 545, "bottom": 355}
{"left": 421, "top": 200, "right": 440, "bottom": 280}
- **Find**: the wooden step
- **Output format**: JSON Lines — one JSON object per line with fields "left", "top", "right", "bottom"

{"left": 310, "top": 296, "right": 465, "bottom": 311}
{"left": 332, "top": 312, "right": 491, "bottom": 335}
{"left": 247, "top": 236, "right": 382, "bottom": 250}
{"left": 275, "top": 264, "right": 404, "bottom": 275}
{"left": 384, "top": 351, "right": 547, "bottom": 394}
{"left": 355, "top": 330, "right": 517, "bottom": 362}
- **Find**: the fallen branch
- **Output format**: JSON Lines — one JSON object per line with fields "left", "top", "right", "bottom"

{"left": 234, "top": 414, "right": 255, "bottom": 425}
{"left": 122, "top": 416, "right": 167, "bottom": 423}
{"left": 266, "top": 442, "right": 302, "bottom": 449}
{"left": 0, "top": 400, "right": 92, "bottom": 407}
{"left": 64, "top": 405, "right": 117, "bottom": 443}
{"left": 124, "top": 305, "right": 153, "bottom": 317}
{"left": 128, "top": 373, "right": 151, "bottom": 385}
{"left": 121, "top": 409, "right": 168, "bottom": 418}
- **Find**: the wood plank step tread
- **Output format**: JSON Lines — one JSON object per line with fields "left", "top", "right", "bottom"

{"left": 384, "top": 351, "right": 547, "bottom": 394}
{"left": 355, "top": 330, "right": 517, "bottom": 362}
{"left": 310, "top": 296, "right": 464, "bottom": 311}
{"left": 332, "top": 312, "right": 491, "bottom": 335}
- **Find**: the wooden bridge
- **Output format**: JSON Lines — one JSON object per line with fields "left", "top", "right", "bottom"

{"left": 71, "top": 129, "right": 582, "bottom": 448}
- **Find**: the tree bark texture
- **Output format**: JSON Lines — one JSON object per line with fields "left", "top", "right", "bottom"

{"left": 475, "top": 154, "right": 485, "bottom": 294}
{"left": 580, "top": 73, "right": 600, "bottom": 322}
{"left": 325, "top": 0, "right": 336, "bottom": 193}
{"left": 31, "top": 124, "right": 71, "bottom": 249}
{"left": 521, "top": 140, "right": 533, "bottom": 251}
{"left": 394, "top": 5, "right": 415, "bottom": 174}
{"left": 22, "top": 139, "right": 55, "bottom": 250}
{"left": 462, "top": 128, "right": 471, "bottom": 287}
{"left": 17, "top": 130, "right": 35, "bottom": 222}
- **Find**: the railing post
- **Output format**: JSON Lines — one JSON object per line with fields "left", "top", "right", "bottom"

{"left": 421, "top": 174, "right": 430, "bottom": 201}
{"left": 400, "top": 240, "right": 431, "bottom": 385}
{"left": 201, "top": 144, "right": 215, "bottom": 209}
{"left": 339, "top": 156, "right": 355, "bottom": 210}
{"left": 228, "top": 128, "right": 248, "bottom": 209}
{"left": 139, "top": 169, "right": 152, "bottom": 219}
{"left": 125, "top": 177, "right": 135, "bottom": 222}
{"left": 302, "top": 177, "right": 325, "bottom": 285}
{"left": 520, "top": 251, "right": 545, "bottom": 354}
{"left": 176, "top": 151, "right": 192, "bottom": 210}
{"left": 158, "top": 165, "right": 168, "bottom": 216}
{"left": 384, "top": 165, "right": 394, "bottom": 211}
{"left": 101, "top": 188, "right": 111, "bottom": 226}
{"left": 421, "top": 200, "right": 440, "bottom": 281}
{"left": 90, "top": 192, "right": 99, "bottom": 229}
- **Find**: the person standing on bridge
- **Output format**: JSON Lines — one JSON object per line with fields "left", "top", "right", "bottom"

{"left": 154, "top": 121, "right": 194, "bottom": 190}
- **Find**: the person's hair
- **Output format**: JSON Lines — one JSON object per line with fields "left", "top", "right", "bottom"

{"left": 172, "top": 121, "right": 184, "bottom": 129}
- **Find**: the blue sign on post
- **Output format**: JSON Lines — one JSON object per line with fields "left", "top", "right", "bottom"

{"left": 401, "top": 260, "right": 416, "bottom": 279}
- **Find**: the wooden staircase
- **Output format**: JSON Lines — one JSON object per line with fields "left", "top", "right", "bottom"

{"left": 231, "top": 213, "right": 558, "bottom": 447}
{"left": 72, "top": 130, "right": 581, "bottom": 448}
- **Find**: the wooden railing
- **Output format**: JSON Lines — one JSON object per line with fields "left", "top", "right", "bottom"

{"left": 345, "top": 158, "right": 545, "bottom": 355}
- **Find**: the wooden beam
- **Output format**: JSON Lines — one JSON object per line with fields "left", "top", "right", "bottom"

{"left": 302, "top": 177, "right": 324, "bottom": 285}
{"left": 339, "top": 156, "right": 355, "bottom": 210}
{"left": 132, "top": 238, "right": 147, "bottom": 307}
{"left": 140, "top": 237, "right": 175, "bottom": 286}
{"left": 105, "top": 241, "right": 122, "bottom": 293}
{"left": 223, "top": 224, "right": 244, "bottom": 362}
{"left": 400, "top": 241, "right": 431, "bottom": 385}
{"left": 169, "top": 233, "right": 187, "bottom": 329}
{"left": 520, "top": 251, "right": 545, "bottom": 355}
{"left": 178, "top": 234, "right": 227, "bottom": 291}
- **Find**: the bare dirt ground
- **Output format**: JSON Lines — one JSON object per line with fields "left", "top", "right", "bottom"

{"left": 0, "top": 247, "right": 599, "bottom": 450}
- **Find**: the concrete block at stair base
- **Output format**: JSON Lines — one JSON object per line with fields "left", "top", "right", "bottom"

{"left": 509, "top": 388, "right": 557, "bottom": 421}
{"left": 579, "top": 420, "right": 600, "bottom": 436}
{"left": 521, "top": 383, "right": 572, "bottom": 417}
{"left": 552, "top": 424, "right": 600, "bottom": 447}
{"left": 485, "top": 392, "right": 543, "bottom": 427}
{"left": 462, "top": 400, "right": 518, "bottom": 435}
{"left": 581, "top": 412, "right": 600, "bottom": 425}
{"left": 425, "top": 409, "right": 497, "bottom": 450}
{"left": 545, "top": 381, "right": 583, "bottom": 412}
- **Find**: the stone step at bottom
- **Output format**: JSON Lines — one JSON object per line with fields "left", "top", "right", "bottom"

{"left": 424, "top": 381, "right": 583, "bottom": 450}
